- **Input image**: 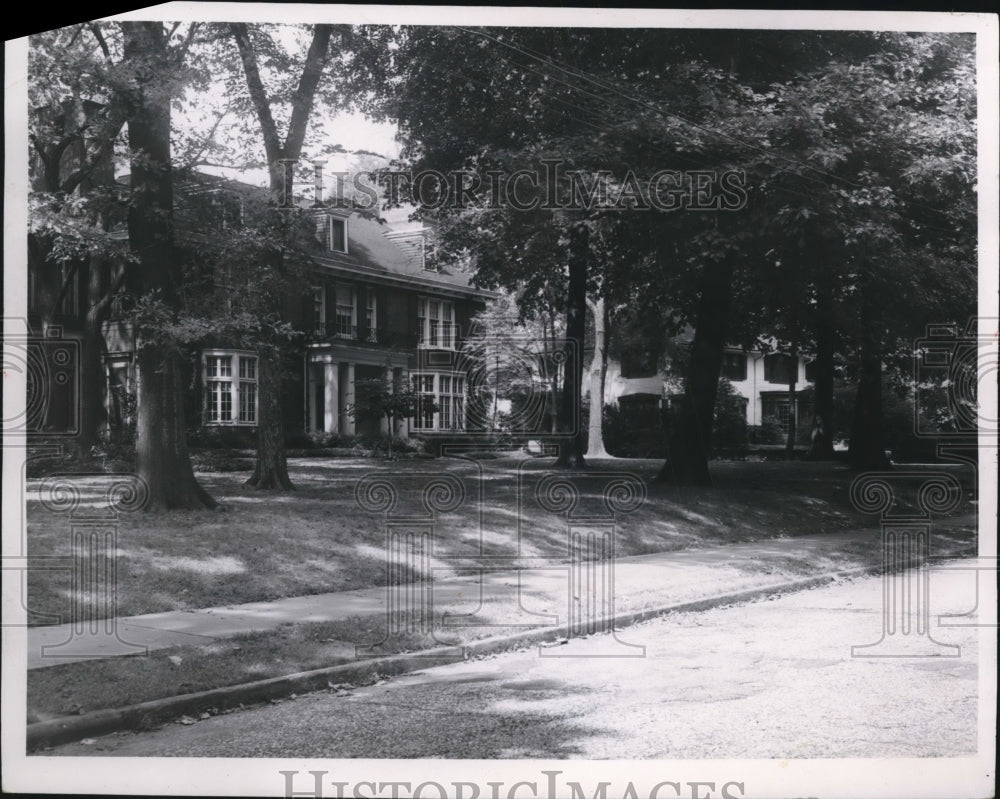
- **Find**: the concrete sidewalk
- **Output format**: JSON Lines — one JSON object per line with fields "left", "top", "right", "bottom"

{"left": 27, "top": 516, "right": 978, "bottom": 670}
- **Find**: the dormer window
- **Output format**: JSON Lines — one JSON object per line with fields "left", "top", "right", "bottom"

{"left": 328, "top": 217, "right": 347, "bottom": 253}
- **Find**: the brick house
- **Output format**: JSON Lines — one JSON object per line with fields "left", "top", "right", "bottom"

{"left": 30, "top": 168, "right": 492, "bottom": 444}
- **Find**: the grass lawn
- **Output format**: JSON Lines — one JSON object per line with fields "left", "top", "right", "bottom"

{"left": 25, "top": 455, "right": 975, "bottom": 624}
{"left": 24, "top": 455, "right": 978, "bottom": 726}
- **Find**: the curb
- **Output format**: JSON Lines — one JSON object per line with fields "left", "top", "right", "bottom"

{"left": 26, "top": 545, "right": 977, "bottom": 751}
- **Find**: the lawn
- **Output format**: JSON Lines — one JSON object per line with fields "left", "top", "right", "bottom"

{"left": 23, "top": 454, "right": 978, "bottom": 726}
{"left": 25, "top": 454, "right": 975, "bottom": 624}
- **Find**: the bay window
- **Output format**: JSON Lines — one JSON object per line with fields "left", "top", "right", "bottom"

{"left": 410, "top": 372, "right": 465, "bottom": 431}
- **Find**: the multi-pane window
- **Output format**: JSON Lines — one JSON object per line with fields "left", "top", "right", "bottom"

{"left": 721, "top": 352, "right": 747, "bottom": 382}
{"left": 329, "top": 217, "right": 347, "bottom": 252}
{"left": 440, "top": 303, "right": 454, "bottom": 349}
{"left": 312, "top": 286, "right": 326, "bottom": 333}
{"left": 410, "top": 373, "right": 465, "bottom": 431}
{"left": 440, "top": 374, "right": 464, "bottom": 431}
{"left": 334, "top": 285, "right": 355, "bottom": 338}
{"left": 204, "top": 352, "right": 258, "bottom": 426}
{"left": 412, "top": 374, "right": 436, "bottom": 430}
{"left": 238, "top": 356, "right": 257, "bottom": 423}
{"left": 365, "top": 288, "right": 377, "bottom": 341}
{"left": 417, "top": 297, "right": 456, "bottom": 349}
{"left": 764, "top": 353, "right": 797, "bottom": 384}
{"left": 762, "top": 395, "right": 793, "bottom": 433}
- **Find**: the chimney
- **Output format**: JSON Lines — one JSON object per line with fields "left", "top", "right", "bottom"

{"left": 312, "top": 159, "right": 327, "bottom": 207}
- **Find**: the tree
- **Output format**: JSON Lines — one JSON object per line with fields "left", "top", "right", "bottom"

{"left": 585, "top": 294, "right": 610, "bottom": 459}
{"left": 212, "top": 23, "right": 333, "bottom": 490}
{"left": 349, "top": 374, "right": 433, "bottom": 458}
{"left": 28, "top": 26, "right": 130, "bottom": 454}
{"left": 461, "top": 293, "right": 539, "bottom": 433}
{"left": 120, "top": 21, "right": 217, "bottom": 509}
{"left": 214, "top": 22, "right": 395, "bottom": 488}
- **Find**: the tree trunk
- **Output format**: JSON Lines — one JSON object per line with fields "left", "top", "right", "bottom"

{"left": 229, "top": 24, "right": 333, "bottom": 493}
{"left": 545, "top": 313, "right": 559, "bottom": 434}
{"left": 77, "top": 256, "right": 111, "bottom": 458}
{"left": 808, "top": 283, "right": 836, "bottom": 459}
{"left": 657, "top": 257, "right": 734, "bottom": 485}
{"left": 123, "top": 21, "right": 215, "bottom": 510}
{"left": 136, "top": 346, "right": 218, "bottom": 509}
{"left": 245, "top": 348, "right": 294, "bottom": 489}
{"left": 555, "top": 227, "right": 588, "bottom": 468}
{"left": 785, "top": 341, "right": 798, "bottom": 456}
{"left": 848, "top": 297, "right": 891, "bottom": 470}
{"left": 585, "top": 295, "right": 609, "bottom": 459}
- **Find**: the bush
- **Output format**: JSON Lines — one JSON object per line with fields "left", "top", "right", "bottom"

{"left": 188, "top": 426, "right": 256, "bottom": 449}
{"left": 712, "top": 379, "right": 749, "bottom": 457}
{"left": 749, "top": 417, "right": 785, "bottom": 445}
{"left": 416, "top": 432, "right": 518, "bottom": 458}
{"left": 602, "top": 400, "right": 669, "bottom": 458}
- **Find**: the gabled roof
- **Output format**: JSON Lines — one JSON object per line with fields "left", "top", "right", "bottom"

{"left": 170, "top": 170, "right": 492, "bottom": 299}
{"left": 315, "top": 214, "right": 489, "bottom": 297}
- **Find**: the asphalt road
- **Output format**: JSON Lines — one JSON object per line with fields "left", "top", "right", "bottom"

{"left": 49, "top": 561, "right": 984, "bottom": 759}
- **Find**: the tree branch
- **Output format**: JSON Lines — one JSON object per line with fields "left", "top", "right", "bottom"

{"left": 88, "top": 23, "right": 111, "bottom": 61}
{"left": 284, "top": 24, "right": 334, "bottom": 159}
{"left": 228, "top": 23, "right": 282, "bottom": 163}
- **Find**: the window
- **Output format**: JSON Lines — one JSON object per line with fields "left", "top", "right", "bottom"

{"left": 410, "top": 372, "right": 465, "bottom": 431}
{"left": 764, "top": 353, "right": 796, "bottom": 385}
{"left": 762, "top": 395, "right": 792, "bottom": 432}
{"left": 412, "top": 374, "right": 436, "bottom": 430}
{"left": 328, "top": 217, "right": 347, "bottom": 253}
{"left": 334, "top": 285, "right": 356, "bottom": 338}
{"left": 804, "top": 360, "right": 817, "bottom": 383}
{"left": 440, "top": 374, "right": 465, "bottom": 431}
{"left": 312, "top": 286, "right": 326, "bottom": 333}
{"left": 365, "top": 288, "right": 377, "bottom": 341}
{"left": 204, "top": 352, "right": 258, "bottom": 426}
{"left": 417, "top": 297, "right": 456, "bottom": 349}
{"left": 721, "top": 352, "right": 747, "bottom": 382}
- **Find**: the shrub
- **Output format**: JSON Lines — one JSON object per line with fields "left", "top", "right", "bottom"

{"left": 602, "top": 400, "right": 669, "bottom": 458}
{"left": 189, "top": 426, "right": 256, "bottom": 449}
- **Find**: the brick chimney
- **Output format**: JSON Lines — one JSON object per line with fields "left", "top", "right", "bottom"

{"left": 312, "top": 159, "right": 326, "bottom": 207}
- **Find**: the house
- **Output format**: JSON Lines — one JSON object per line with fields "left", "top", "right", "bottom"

{"left": 298, "top": 201, "right": 492, "bottom": 438}
{"left": 28, "top": 165, "right": 493, "bottom": 445}
{"left": 599, "top": 346, "right": 815, "bottom": 433}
